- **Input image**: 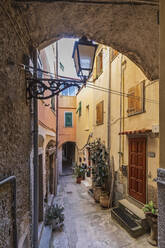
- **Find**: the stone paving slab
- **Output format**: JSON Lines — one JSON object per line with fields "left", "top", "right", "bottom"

{"left": 51, "top": 175, "right": 155, "bottom": 248}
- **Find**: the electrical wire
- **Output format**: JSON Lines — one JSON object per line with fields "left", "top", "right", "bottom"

{"left": 86, "top": 83, "right": 159, "bottom": 104}
{"left": 19, "top": 63, "right": 159, "bottom": 104}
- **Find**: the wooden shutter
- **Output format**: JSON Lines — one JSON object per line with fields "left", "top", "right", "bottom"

{"left": 96, "top": 49, "right": 103, "bottom": 78}
{"left": 127, "top": 82, "right": 144, "bottom": 116}
{"left": 65, "top": 112, "right": 72, "bottom": 127}
{"left": 96, "top": 101, "right": 104, "bottom": 125}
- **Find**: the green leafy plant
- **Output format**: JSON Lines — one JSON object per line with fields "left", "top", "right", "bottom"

{"left": 44, "top": 204, "right": 64, "bottom": 227}
{"left": 73, "top": 163, "right": 84, "bottom": 178}
{"left": 142, "top": 201, "right": 158, "bottom": 215}
{"left": 88, "top": 139, "right": 109, "bottom": 189}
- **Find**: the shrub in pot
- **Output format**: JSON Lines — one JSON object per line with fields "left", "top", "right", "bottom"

{"left": 143, "top": 201, "right": 158, "bottom": 246}
{"left": 44, "top": 204, "right": 64, "bottom": 231}
{"left": 73, "top": 164, "right": 84, "bottom": 184}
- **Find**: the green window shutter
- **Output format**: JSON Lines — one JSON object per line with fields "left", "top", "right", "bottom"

{"left": 76, "top": 102, "right": 82, "bottom": 117}
{"left": 65, "top": 112, "right": 72, "bottom": 127}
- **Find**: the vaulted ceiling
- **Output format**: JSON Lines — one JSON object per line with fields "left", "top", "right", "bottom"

{"left": 15, "top": 0, "right": 159, "bottom": 80}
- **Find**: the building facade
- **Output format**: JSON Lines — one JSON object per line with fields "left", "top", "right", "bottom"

{"left": 76, "top": 45, "right": 159, "bottom": 208}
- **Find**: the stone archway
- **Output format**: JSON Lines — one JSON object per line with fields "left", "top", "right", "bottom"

{"left": 16, "top": 0, "right": 159, "bottom": 81}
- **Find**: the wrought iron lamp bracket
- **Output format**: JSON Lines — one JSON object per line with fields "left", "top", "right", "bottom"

{"left": 26, "top": 76, "right": 84, "bottom": 99}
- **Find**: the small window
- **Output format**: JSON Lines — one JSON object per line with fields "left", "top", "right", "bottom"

{"left": 51, "top": 97, "right": 55, "bottom": 112}
{"left": 65, "top": 112, "right": 73, "bottom": 127}
{"left": 93, "top": 49, "right": 103, "bottom": 80}
{"left": 76, "top": 101, "right": 82, "bottom": 117}
{"left": 111, "top": 49, "right": 119, "bottom": 62}
{"left": 96, "top": 101, "right": 104, "bottom": 125}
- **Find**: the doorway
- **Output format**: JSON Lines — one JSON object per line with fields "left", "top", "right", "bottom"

{"left": 62, "top": 142, "right": 75, "bottom": 175}
{"left": 128, "top": 137, "right": 146, "bottom": 204}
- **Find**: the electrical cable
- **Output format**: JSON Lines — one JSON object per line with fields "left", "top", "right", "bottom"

{"left": 86, "top": 82, "right": 159, "bottom": 104}
{"left": 19, "top": 63, "right": 159, "bottom": 104}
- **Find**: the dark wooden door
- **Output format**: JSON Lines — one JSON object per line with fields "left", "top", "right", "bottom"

{"left": 129, "top": 137, "right": 146, "bottom": 204}
{"left": 38, "top": 154, "right": 44, "bottom": 222}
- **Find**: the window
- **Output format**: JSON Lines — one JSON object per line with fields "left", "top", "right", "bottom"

{"left": 111, "top": 48, "right": 119, "bottom": 62}
{"left": 76, "top": 101, "right": 82, "bottom": 117}
{"left": 65, "top": 112, "right": 73, "bottom": 127}
{"left": 85, "top": 105, "right": 89, "bottom": 130}
{"left": 127, "top": 81, "right": 145, "bottom": 116}
{"left": 96, "top": 101, "right": 104, "bottom": 125}
{"left": 93, "top": 49, "right": 103, "bottom": 80}
{"left": 51, "top": 97, "right": 55, "bottom": 112}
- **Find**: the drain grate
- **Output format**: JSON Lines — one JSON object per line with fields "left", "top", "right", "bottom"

{"left": 112, "top": 207, "right": 138, "bottom": 228}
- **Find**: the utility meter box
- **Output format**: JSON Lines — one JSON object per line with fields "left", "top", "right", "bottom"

{"left": 152, "top": 124, "right": 159, "bottom": 133}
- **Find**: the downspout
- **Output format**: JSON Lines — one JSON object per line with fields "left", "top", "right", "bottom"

{"left": 55, "top": 41, "right": 59, "bottom": 193}
{"left": 0, "top": 176, "right": 17, "bottom": 248}
{"left": 32, "top": 48, "right": 39, "bottom": 248}
{"left": 119, "top": 54, "right": 123, "bottom": 169}
{"left": 122, "top": 59, "right": 126, "bottom": 164}
{"left": 107, "top": 48, "right": 111, "bottom": 158}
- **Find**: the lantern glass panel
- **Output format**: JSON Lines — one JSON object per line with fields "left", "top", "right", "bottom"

{"left": 73, "top": 47, "right": 79, "bottom": 76}
{"left": 78, "top": 44, "right": 96, "bottom": 71}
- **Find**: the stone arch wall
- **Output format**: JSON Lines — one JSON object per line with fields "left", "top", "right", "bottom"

{"left": 19, "top": 0, "right": 159, "bottom": 80}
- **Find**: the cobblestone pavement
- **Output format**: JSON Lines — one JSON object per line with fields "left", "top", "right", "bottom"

{"left": 51, "top": 175, "right": 153, "bottom": 248}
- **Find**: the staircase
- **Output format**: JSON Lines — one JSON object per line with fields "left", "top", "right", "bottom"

{"left": 111, "top": 199, "right": 149, "bottom": 238}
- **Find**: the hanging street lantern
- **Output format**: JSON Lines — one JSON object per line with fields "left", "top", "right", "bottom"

{"left": 26, "top": 36, "right": 98, "bottom": 100}
{"left": 72, "top": 36, "right": 98, "bottom": 82}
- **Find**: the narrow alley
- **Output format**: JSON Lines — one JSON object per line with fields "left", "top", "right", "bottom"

{"left": 51, "top": 174, "right": 152, "bottom": 248}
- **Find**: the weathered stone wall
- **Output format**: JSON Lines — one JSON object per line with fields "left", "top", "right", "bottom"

{"left": 0, "top": 184, "right": 13, "bottom": 247}
{"left": 19, "top": 0, "right": 159, "bottom": 81}
{"left": 0, "top": 0, "right": 32, "bottom": 246}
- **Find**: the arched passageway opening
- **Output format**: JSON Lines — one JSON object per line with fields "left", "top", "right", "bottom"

{"left": 62, "top": 142, "right": 76, "bottom": 175}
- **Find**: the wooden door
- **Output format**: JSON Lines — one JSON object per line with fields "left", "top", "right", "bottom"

{"left": 129, "top": 137, "right": 146, "bottom": 204}
{"left": 38, "top": 154, "right": 44, "bottom": 222}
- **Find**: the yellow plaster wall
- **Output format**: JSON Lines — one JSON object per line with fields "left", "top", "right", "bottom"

{"left": 76, "top": 46, "right": 110, "bottom": 161}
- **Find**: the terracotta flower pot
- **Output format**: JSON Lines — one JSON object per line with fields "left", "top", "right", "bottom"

{"left": 94, "top": 186, "right": 102, "bottom": 203}
{"left": 100, "top": 194, "right": 109, "bottom": 208}
{"left": 76, "top": 177, "right": 82, "bottom": 184}
{"left": 146, "top": 213, "right": 158, "bottom": 246}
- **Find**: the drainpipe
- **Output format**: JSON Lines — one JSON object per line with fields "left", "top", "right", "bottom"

{"left": 119, "top": 54, "right": 123, "bottom": 169}
{"left": 122, "top": 59, "right": 126, "bottom": 165}
{"left": 55, "top": 41, "right": 59, "bottom": 192}
{"left": 32, "top": 48, "right": 39, "bottom": 248}
{"left": 107, "top": 48, "right": 111, "bottom": 158}
{"left": 0, "top": 176, "right": 17, "bottom": 248}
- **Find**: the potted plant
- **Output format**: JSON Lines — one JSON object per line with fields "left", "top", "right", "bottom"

{"left": 100, "top": 191, "right": 109, "bottom": 208}
{"left": 143, "top": 201, "right": 158, "bottom": 246}
{"left": 81, "top": 164, "right": 86, "bottom": 180}
{"left": 73, "top": 164, "right": 83, "bottom": 184}
{"left": 88, "top": 139, "right": 109, "bottom": 203}
{"left": 87, "top": 166, "right": 91, "bottom": 177}
{"left": 44, "top": 204, "right": 64, "bottom": 231}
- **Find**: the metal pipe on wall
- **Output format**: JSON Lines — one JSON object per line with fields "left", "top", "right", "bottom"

{"left": 107, "top": 47, "right": 111, "bottom": 157}
{"left": 119, "top": 54, "right": 123, "bottom": 169}
{"left": 55, "top": 41, "right": 59, "bottom": 193}
{"left": 32, "top": 48, "right": 39, "bottom": 248}
{"left": 0, "top": 176, "right": 17, "bottom": 248}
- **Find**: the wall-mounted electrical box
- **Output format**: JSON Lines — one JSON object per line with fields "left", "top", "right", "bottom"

{"left": 152, "top": 124, "right": 159, "bottom": 133}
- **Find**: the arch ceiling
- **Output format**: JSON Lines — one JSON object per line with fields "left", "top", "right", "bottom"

{"left": 17, "top": 0, "right": 159, "bottom": 80}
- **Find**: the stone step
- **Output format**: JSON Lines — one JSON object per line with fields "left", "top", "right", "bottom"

{"left": 39, "top": 225, "right": 52, "bottom": 248}
{"left": 111, "top": 206, "right": 146, "bottom": 238}
{"left": 118, "top": 199, "right": 149, "bottom": 231}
